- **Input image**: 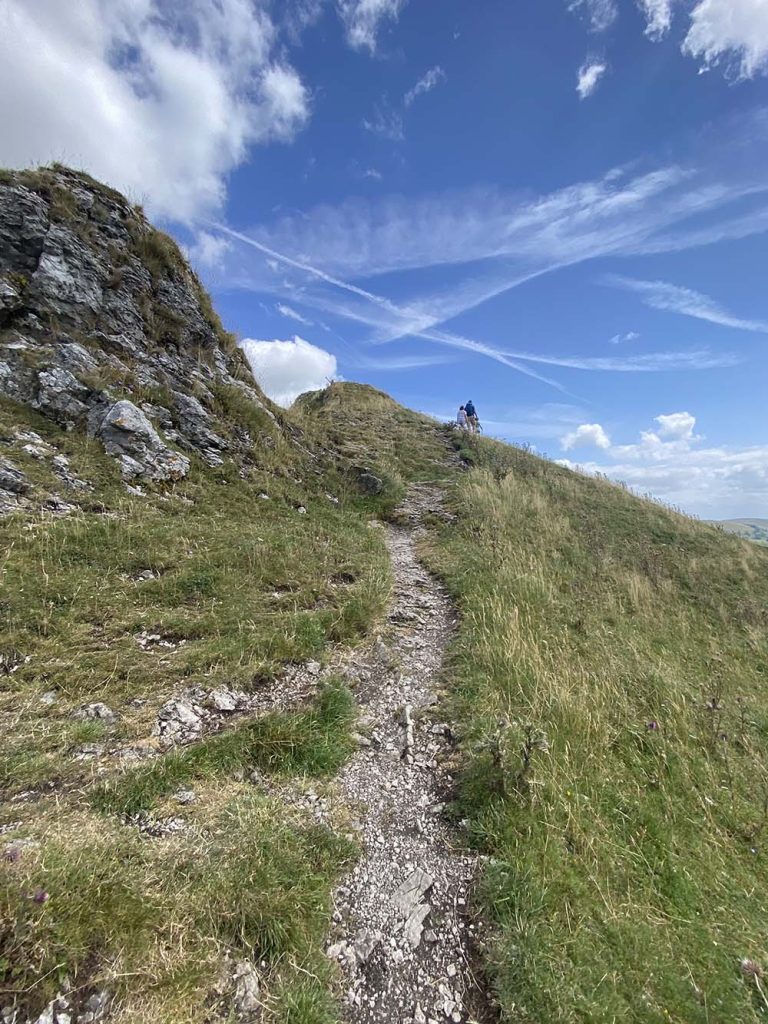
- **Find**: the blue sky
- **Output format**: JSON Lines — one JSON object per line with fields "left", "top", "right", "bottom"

{"left": 2, "top": 0, "right": 767, "bottom": 516}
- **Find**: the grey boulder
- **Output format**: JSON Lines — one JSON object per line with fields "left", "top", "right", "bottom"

{"left": 95, "top": 400, "right": 190, "bottom": 481}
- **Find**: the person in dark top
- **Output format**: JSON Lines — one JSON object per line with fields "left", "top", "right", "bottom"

{"left": 465, "top": 400, "right": 479, "bottom": 432}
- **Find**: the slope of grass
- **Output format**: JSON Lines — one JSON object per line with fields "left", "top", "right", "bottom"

{"left": 424, "top": 437, "right": 768, "bottom": 1023}
{"left": 0, "top": 392, "right": 388, "bottom": 1021}
{"left": 293, "top": 382, "right": 456, "bottom": 513}
{"left": 1, "top": 791, "right": 354, "bottom": 1023}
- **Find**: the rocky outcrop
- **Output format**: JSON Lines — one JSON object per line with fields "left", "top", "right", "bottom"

{"left": 94, "top": 400, "right": 190, "bottom": 481}
{"left": 0, "top": 165, "right": 282, "bottom": 499}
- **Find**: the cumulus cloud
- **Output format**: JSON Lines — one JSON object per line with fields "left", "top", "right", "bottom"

{"left": 654, "top": 411, "right": 698, "bottom": 441}
{"left": 577, "top": 61, "right": 608, "bottom": 97}
{"left": 561, "top": 423, "right": 612, "bottom": 450}
{"left": 637, "top": 0, "right": 674, "bottom": 40}
{"left": 557, "top": 411, "right": 768, "bottom": 517}
{"left": 404, "top": 66, "right": 446, "bottom": 107}
{"left": 568, "top": 0, "right": 618, "bottom": 32}
{"left": 683, "top": 0, "right": 768, "bottom": 78}
{"left": 240, "top": 335, "right": 336, "bottom": 407}
{"left": 0, "top": 0, "right": 309, "bottom": 221}
{"left": 608, "top": 276, "right": 768, "bottom": 332}
{"left": 337, "top": 0, "right": 406, "bottom": 52}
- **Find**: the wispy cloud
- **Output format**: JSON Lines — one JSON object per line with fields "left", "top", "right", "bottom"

{"left": 609, "top": 331, "right": 640, "bottom": 344}
{"left": 607, "top": 276, "right": 768, "bottom": 332}
{"left": 353, "top": 353, "right": 456, "bottom": 370}
{"left": 205, "top": 119, "right": 767, "bottom": 390}
{"left": 276, "top": 303, "right": 314, "bottom": 325}
{"left": 637, "top": 0, "right": 673, "bottom": 41}
{"left": 362, "top": 101, "right": 404, "bottom": 141}
{"left": 404, "top": 65, "right": 446, "bottom": 107}
{"left": 337, "top": 0, "right": 406, "bottom": 53}
{"left": 568, "top": 0, "right": 618, "bottom": 32}
{"left": 226, "top": 147, "right": 768, "bottom": 282}
{"left": 577, "top": 60, "right": 607, "bottom": 98}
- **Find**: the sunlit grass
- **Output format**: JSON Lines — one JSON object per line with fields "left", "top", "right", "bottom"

{"left": 426, "top": 448, "right": 768, "bottom": 1023}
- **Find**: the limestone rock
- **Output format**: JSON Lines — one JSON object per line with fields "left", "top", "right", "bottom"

{"left": 71, "top": 702, "right": 116, "bottom": 722}
{"left": 232, "top": 960, "right": 261, "bottom": 1015}
{"left": 94, "top": 400, "right": 190, "bottom": 481}
{"left": 153, "top": 697, "right": 204, "bottom": 748}
{"left": 34, "top": 367, "right": 90, "bottom": 423}
{"left": 0, "top": 459, "right": 29, "bottom": 495}
{"left": 392, "top": 867, "right": 434, "bottom": 917}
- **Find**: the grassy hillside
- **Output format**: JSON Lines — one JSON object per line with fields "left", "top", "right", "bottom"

{"left": 714, "top": 519, "right": 768, "bottom": 545}
{"left": 0, "top": 393, "right": 390, "bottom": 1022}
{"left": 4, "top": 372, "right": 768, "bottom": 1023}
{"left": 423, "top": 436, "right": 768, "bottom": 1023}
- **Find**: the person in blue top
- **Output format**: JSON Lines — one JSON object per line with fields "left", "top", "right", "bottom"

{"left": 464, "top": 400, "right": 479, "bottom": 432}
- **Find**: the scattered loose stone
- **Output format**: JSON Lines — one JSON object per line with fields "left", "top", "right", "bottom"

{"left": 327, "top": 484, "right": 487, "bottom": 1023}
{"left": 232, "top": 960, "right": 261, "bottom": 1015}
{"left": 71, "top": 702, "right": 115, "bottom": 722}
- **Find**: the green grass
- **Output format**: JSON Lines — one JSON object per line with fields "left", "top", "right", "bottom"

{"left": 293, "top": 382, "right": 457, "bottom": 515}
{"left": 423, "top": 440, "right": 768, "bottom": 1024}
{"left": 0, "top": 389, "right": 388, "bottom": 1021}
{"left": 92, "top": 681, "right": 356, "bottom": 816}
{"left": 0, "top": 793, "right": 354, "bottom": 1023}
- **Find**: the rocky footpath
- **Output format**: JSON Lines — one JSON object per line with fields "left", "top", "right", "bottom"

{"left": 0, "top": 165, "right": 279, "bottom": 509}
{"left": 327, "top": 485, "right": 493, "bottom": 1024}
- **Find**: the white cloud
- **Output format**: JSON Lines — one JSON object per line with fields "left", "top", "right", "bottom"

{"left": 637, "top": 0, "right": 674, "bottom": 41}
{"left": 609, "top": 331, "right": 641, "bottom": 344}
{"left": 568, "top": 0, "right": 618, "bottom": 32}
{"left": 215, "top": 220, "right": 737, "bottom": 393}
{"left": 608, "top": 276, "right": 768, "bottom": 332}
{"left": 364, "top": 168, "right": 383, "bottom": 180}
{"left": 683, "top": 0, "right": 768, "bottom": 78}
{"left": 654, "top": 411, "right": 698, "bottom": 440}
{"left": 226, "top": 145, "right": 768, "bottom": 284}
{"left": 577, "top": 61, "right": 608, "bottom": 98}
{"left": 558, "top": 411, "right": 768, "bottom": 517}
{"left": 189, "top": 232, "right": 232, "bottom": 270}
{"left": 276, "top": 303, "right": 314, "bottom": 326}
{"left": 240, "top": 335, "right": 336, "bottom": 407}
{"left": 337, "top": 0, "right": 406, "bottom": 52}
{"left": 404, "top": 66, "right": 446, "bottom": 107}
{"left": 0, "top": 0, "right": 309, "bottom": 222}
{"left": 362, "top": 102, "right": 405, "bottom": 142}
{"left": 561, "top": 423, "right": 612, "bottom": 450}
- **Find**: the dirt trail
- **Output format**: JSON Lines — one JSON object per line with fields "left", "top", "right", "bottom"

{"left": 327, "top": 483, "right": 492, "bottom": 1024}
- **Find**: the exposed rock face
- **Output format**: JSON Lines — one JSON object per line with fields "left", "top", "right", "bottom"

{"left": 95, "top": 400, "right": 190, "bottom": 480}
{"left": 0, "top": 165, "right": 280, "bottom": 496}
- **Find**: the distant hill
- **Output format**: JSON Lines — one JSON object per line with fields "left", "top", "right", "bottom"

{"left": 711, "top": 518, "right": 768, "bottom": 544}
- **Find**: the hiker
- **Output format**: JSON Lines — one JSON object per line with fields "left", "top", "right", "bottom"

{"left": 465, "top": 399, "right": 479, "bottom": 433}
{"left": 456, "top": 404, "right": 469, "bottom": 430}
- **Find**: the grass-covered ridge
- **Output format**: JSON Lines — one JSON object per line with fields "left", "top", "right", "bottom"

{"left": 423, "top": 436, "right": 768, "bottom": 1023}
{"left": 0, "top": 390, "right": 388, "bottom": 1021}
